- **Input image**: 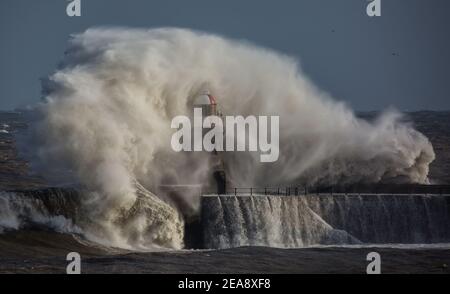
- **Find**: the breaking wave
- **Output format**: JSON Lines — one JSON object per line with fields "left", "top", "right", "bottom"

{"left": 11, "top": 27, "right": 435, "bottom": 249}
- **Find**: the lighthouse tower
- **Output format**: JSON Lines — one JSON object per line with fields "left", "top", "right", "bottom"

{"left": 193, "top": 90, "right": 226, "bottom": 194}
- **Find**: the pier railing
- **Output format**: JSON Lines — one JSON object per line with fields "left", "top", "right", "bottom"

{"left": 202, "top": 184, "right": 450, "bottom": 196}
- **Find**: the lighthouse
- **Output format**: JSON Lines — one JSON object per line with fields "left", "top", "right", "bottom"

{"left": 193, "top": 90, "right": 227, "bottom": 194}
{"left": 193, "top": 89, "right": 219, "bottom": 117}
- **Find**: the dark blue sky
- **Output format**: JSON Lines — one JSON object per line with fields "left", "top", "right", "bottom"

{"left": 1, "top": 0, "right": 449, "bottom": 111}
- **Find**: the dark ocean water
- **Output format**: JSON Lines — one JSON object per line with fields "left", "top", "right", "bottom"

{"left": 0, "top": 231, "right": 449, "bottom": 274}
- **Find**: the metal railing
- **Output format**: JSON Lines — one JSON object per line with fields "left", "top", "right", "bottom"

{"left": 225, "top": 187, "right": 305, "bottom": 196}
{"left": 202, "top": 184, "right": 450, "bottom": 196}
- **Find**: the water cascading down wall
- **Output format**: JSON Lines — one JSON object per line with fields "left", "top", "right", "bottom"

{"left": 201, "top": 194, "right": 450, "bottom": 249}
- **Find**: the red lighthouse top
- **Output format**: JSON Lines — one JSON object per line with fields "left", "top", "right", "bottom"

{"left": 207, "top": 94, "right": 217, "bottom": 105}
{"left": 195, "top": 90, "right": 217, "bottom": 106}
